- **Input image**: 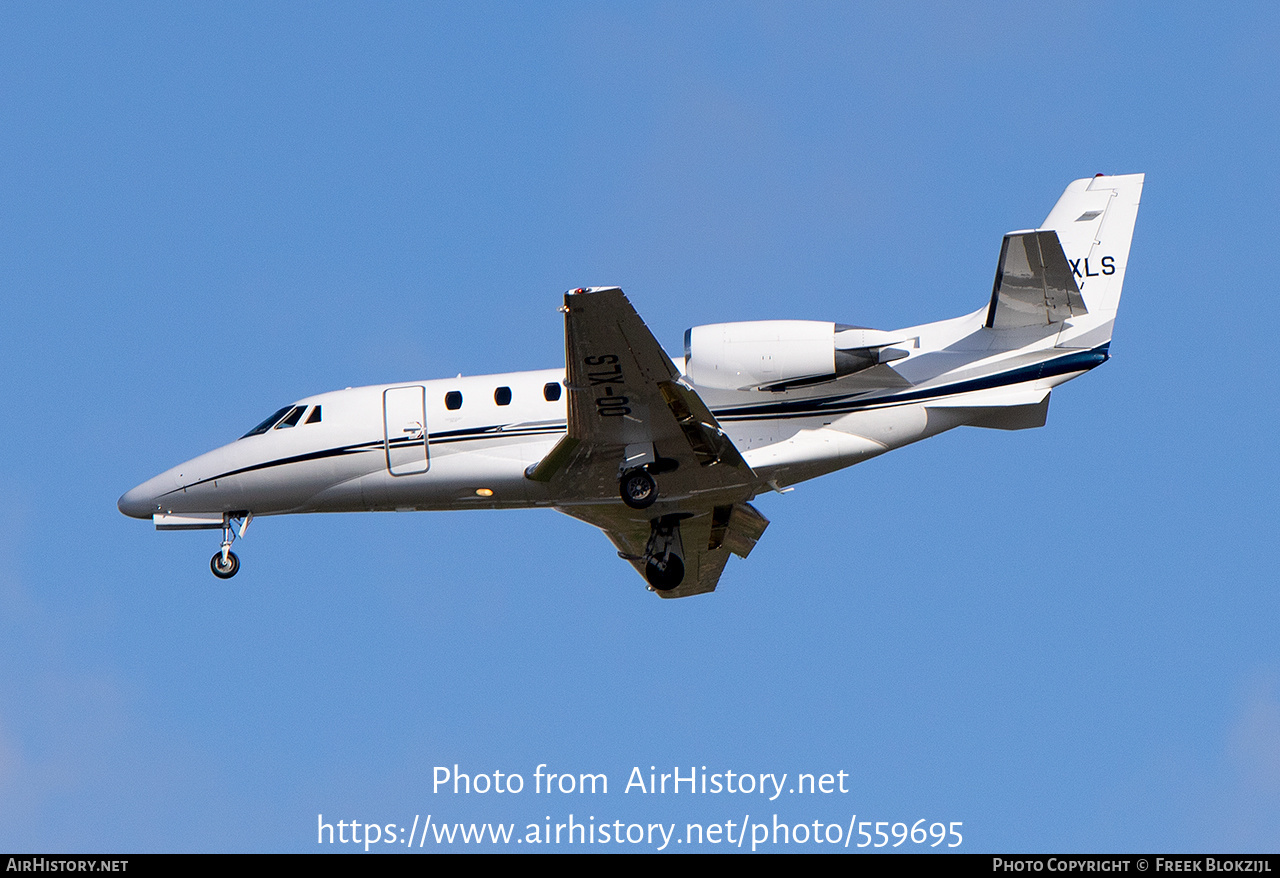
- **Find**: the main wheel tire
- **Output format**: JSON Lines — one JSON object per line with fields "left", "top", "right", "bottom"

{"left": 620, "top": 469, "right": 658, "bottom": 509}
{"left": 645, "top": 554, "right": 685, "bottom": 591}
{"left": 210, "top": 550, "right": 240, "bottom": 579}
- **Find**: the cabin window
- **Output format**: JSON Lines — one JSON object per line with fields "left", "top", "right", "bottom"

{"left": 494, "top": 386, "right": 512, "bottom": 406}
{"left": 241, "top": 406, "right": 293, "bottom": 438}
{"left": 543, "top": 382, "right": 562, "bottom": 402}
{"left": 274, "top": 406, "right": 306, "bottom": 429}
{"left": 445, "top": 391, "right": 463, "bottom": 411}
{"left": 305, "top": 405, "right": 322, "bottom": 424}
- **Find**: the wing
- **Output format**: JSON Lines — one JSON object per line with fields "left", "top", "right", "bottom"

{"left": 527, "top": 286, "right": 765, "bottom": 597}
{"left": 563, "top": 500, "right": 769, "bottom": 599}
{"left": 529, "top": 287, "right": 755, "bottom": 502}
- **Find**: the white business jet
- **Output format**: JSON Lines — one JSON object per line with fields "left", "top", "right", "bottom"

{"left": 119, "top": 174, "right": 1142, "bottom": 597}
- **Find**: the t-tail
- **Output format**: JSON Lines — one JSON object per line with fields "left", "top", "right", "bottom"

{"left": 984, "top": 173, "right": 1143, "bottom": 350}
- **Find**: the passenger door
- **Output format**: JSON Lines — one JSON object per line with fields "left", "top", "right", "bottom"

{"left": 383, "top": 386, "right": 428, "bottom": 475}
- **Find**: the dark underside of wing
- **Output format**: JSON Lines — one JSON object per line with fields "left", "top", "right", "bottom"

{"left": 561, "top": 500, "right": 768, "bottom": 598}
{"left": 530, "top": 286, "right": 767, "bottom": 597}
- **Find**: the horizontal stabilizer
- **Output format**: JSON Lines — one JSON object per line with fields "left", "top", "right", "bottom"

{"left": 927, "top": 387, "right": 1051, "bottom": 431}
{"left": 985, "top": 230, "right": 1085, "bottom": 329}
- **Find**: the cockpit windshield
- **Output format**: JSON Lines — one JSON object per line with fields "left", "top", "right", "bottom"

{"left": 241, "top": 406, "right": 293, "bottom": 438}
{"left": 273, "top": 405, "right": 306, "bottom": 430}
{"left": 241, "top": 404, "right": 324, "bottom": 438}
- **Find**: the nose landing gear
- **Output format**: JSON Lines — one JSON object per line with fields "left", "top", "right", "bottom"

{"left": 209, "top": 513, "right": 251, "bottom": 579}
{"left": 210, "top": 549, "right": 240, "bottom": 579}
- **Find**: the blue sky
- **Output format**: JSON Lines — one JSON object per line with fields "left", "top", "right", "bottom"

{"left": 2, "top": 2, "right": 1278, "bottom": 852}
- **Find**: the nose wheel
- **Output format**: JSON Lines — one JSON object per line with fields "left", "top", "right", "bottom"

{"left": 211, "top": 550, "right": 240, "bottom": 579}
{"left": 209, "top": 512, "right": 251, "bottom": 579}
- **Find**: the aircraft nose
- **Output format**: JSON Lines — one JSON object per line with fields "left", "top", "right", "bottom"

{"left": 117, "top": 480, "right": 161, "bottom": 519}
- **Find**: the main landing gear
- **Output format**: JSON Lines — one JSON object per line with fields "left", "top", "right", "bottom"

{"left": 210, "top": 512, "right": 251, "bottom": 580}
{"left": 642, "top": 514, "right": 686, "bottom": 591}
{"left": 619, "top": 468, "right": 658, "bottom": 509}
{"left": 616, "top": 452, "right": 686, "bottom": 590}
{"left": 618, "top": 454, "right": 678, "bottom": 510}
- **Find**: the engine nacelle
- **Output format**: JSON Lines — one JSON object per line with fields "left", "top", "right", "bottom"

{"left": 684, "top": 320, "right": 907, "bottom": 391}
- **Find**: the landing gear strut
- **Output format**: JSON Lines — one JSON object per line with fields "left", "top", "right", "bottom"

{"left": 209, "top": 512, "right": 251, "bottom": 580}
{"left": 643, "top": 515, "right": 686, "bottom": 591}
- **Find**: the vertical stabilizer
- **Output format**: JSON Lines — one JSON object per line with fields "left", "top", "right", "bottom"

{"left": 1039, "top": 173, "right": 1144, "bottom": 319}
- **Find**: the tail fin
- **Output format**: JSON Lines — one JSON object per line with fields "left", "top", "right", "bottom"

{"left": 1039, "top": 173, "right": 1144, "bottom": 319}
